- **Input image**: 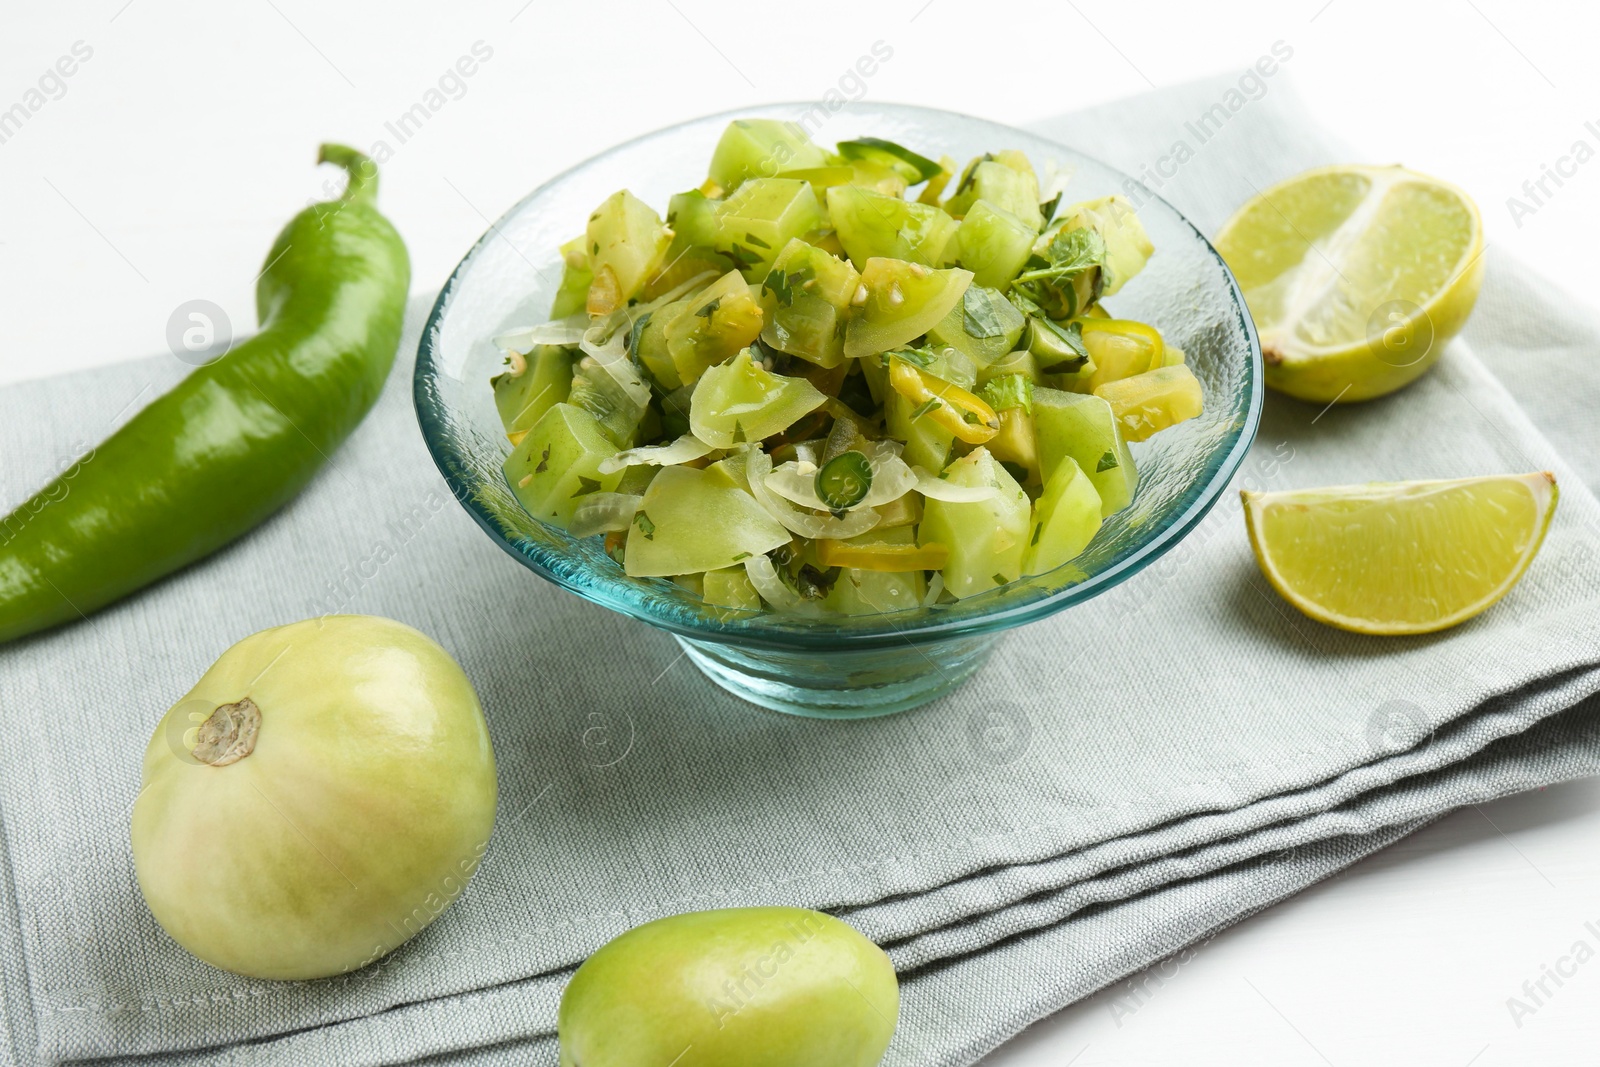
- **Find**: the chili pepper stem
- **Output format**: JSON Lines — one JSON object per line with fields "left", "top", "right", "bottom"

{"left": 317, "top": 143, "right": 379, "bottom": 205}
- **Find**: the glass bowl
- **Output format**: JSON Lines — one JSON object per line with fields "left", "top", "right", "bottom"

{"left": 415, "top": 102, "right": 1262, "bottom": 718}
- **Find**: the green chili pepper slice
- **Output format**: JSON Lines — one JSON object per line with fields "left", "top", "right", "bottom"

{"left": 0, "top": 143, "right": 410, "bottom": 643}
{"left": 815, "top": 450, "right": 874, "bottom": 512}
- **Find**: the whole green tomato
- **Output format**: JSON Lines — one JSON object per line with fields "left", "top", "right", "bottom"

{"left": 130, "top": 615, "right": 497, "bottom": 980}
{"left": 559, "top": 907, "right": 899, "bottom": 1066}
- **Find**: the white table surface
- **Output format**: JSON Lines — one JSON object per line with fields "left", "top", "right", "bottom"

{"left": 5, "top": 2, "right": 1599, "bottom": 1063}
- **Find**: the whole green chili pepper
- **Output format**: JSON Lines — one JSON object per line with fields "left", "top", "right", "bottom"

{"left": 0, "top": 144, "right": 410, "bottom": 643}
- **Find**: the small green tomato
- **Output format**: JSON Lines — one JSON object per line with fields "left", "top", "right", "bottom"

{"left": 130, "top": 615, "right": 497, "bottom": 980}
{"left": 559, "top": 907, "right": 899, "bottom": 1067}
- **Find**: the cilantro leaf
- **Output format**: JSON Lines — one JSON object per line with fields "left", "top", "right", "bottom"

{"left": 633, "top": 511, "right": 656, "bottom": 540}
{"left": 571, "top": 477, "right": 602, "bottom": 498}
{"left": 1096, "top": 450, "right": 1119, "bottom": 473}
{"left": 962, "top": 287, "right": 1008, "bottom": 339}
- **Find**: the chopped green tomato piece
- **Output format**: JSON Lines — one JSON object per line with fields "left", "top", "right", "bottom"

{"left": 892, "top": 341, "right": 977, "bottom": 389}
{"left": 1026, "top": 315, "right": 1094, "bottom": 377}
{"left": 919, "top": 448, "right": 1031, "bottom": 598}
{"left": 814, "top": 450, "right": 873, "bottom": 511}
{"left": 978, "top": 349, "right": 1041, "bottom": 385}
{"left": 666, "top": 189, "right": 720, "bottom": 248}
{"left": 944, "top": 160, "right": 1042, "bottom": 229}
{"left": 623, "top": 465, "right": 790, "bottom": 577}
{"left": 1054, "top": 195, "right": 1153, "bottom": 296}
{"left": 688, "top": 348, "right": 827, "bottom": 448}
{"left": 504, "top": 403, "right": 624, "bottom": 529}
{"left": 873, "top": 491, "right": 923, "bottom": 529}
{"left": 1093, "top": 364, "right": 1204, "bottom": 442}
{"left": 664, "top": 270, "right": 765, "bottom": 384}
{"left": 841, "top": 159, "right": 909, "bottom": 198}
{"left": 1033, "top": 386, "right": 1138, "bottom": 516}
{"left": 835, "top": 137, "right": 943, "bottom": 185}
{"left": 1080, "top": 318, "right": 1165, "bottom": 392}
{"left": 633, "top": 300, "right": 690, "bottom": 390}
{"left": 703, "top": 565, "right": 763, "bottom": 611}
{"left": 758, "top": 238, "right": 861, "bottom": 368}
{"left": 927, "top": 285, "right": 1026, "bottom": 365}
{"left": 989, "top": 407, "right": 1039, "bottom": 478}
{"left": 493, "top": 345, "right": 574, "bottom": 439}
{"left": 885, "top": 388, "right": 954, "bottom": 471}
{"left": 844, "top": 258, "right": 973, "bottom": 359}
{"left": 1023, "top": 457, "right": 1102, "bottom": 576}
{"left": 585, "top": 190, "right": 671, "bottom": 314}
{"left": 887, "top": 356, "right": 999, "bottom": 445}
{"left": 707, "top": 119, "right": 831, "bottom": 191}
{"left": 825, "top": 568, "right": 926, "bottom": 615}
{"left": 776, "top": 164, "right": 857, "bottom": 191}
{"left": 917, "top": 155, "right": 959, "bottom": 205}
{"left": 711, "top": 178, "right": 823, "bottom": 276}
{"left": 826, "top": 187, "right": 959, "bottom": 268}
{"left": 568, "top": 357, "right": 649, "bottom": 447}
{"left": 551, "top": 236, "right": 592, "bottom": 319}
{"left": 954, "top": 200, "right": 1037, "bottom": 289}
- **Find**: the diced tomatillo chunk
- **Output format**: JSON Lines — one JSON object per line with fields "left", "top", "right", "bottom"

{"left": 689, "top": 348, "right": 827, "bottom": 448}
{"left": 623, "top": 465, "right": 790, "bottom": 577}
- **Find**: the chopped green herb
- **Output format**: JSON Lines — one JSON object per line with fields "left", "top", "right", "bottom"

{"left": 695, "top": 296, "right": 723, "bottom": 319}
{"left": 571, "top": 477, "right": 602, "bottom": 498}
{"left": 991, "top": 572, "right": 1008, "bottom": 587}
{"left": 1031, "top": 522, "right": 1043, "bottom": 546}
{"left": 961, "top": 286, "right": 1009, "bottom": 339}
{"left": 743, "top": 232, "right": 771, "bottom": 249}
{"left": 909, "top": 397, "right": 942, "bottom": 421}
{"left": 1096, "top": 450, "right": 1119, "bottom": 473}
{"left": 731, "top": 551, "right": 751, "bottom": 562}
{"left": 633, "top": 511, "right": 656, "bottom": 540}
{"left": 534, "top": 444, "right": 551, "bottom": 474}
{"left": 978, "top": 374, "right": 1034, "bottom": 414}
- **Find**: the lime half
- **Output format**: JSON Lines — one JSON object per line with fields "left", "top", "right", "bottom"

{"left": 1243, "top": 472, "right": 1557, "bottom": 635}
{"left": 1216, "top": 165, "right": 1484, "bottom": 403}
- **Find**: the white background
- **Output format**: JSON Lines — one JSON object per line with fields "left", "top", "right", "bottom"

{"left": 4, "top": 2, "right": 1600, "bottom": 1063}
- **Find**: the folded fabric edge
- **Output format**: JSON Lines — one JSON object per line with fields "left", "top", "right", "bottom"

{"left": 879, "top": 695, "right": 1600, "bottom": 970}
{"left": 849, "top": 664, "right": 1600, "bottom": 946}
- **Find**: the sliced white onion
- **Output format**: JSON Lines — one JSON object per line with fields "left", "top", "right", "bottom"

{"left": 597, "top": 434, "right": 714, "bottom": 475}
{"left": 569, "top": 492, "right": 642, "bottom": 538}
{"left": 765, "top": 448, "right": 916, "bottom": 512}
{"left": 912, "top": 466, "right": 1001, "bottom": 503}
{"left": 494, "top": 315, "right": 589, "bottom": 352}
{"left": 745, "top": 448, "right": 880, "bottom": 540}
{"left": 743, "top": 555, "right": 818, "bottom": 614}
{"left": 922, "top": 572, "right": 945, "bottom": 607}
{"left": 580, "top": 324, "right": 653, "bottom": 410}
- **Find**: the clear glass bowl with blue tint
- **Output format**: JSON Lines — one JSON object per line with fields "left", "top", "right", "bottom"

{"left": 415, "top": 103, "right": 1262, "bottom": 719}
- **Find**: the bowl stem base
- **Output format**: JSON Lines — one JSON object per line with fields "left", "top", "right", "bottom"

{"left": 676, "top": 632, "right": 1001, "bottom": 718}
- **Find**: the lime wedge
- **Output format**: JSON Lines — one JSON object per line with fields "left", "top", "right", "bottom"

{"left": 1216, "top": 165, "right": 1484, "bottom": 403}
{"left": 1243, "top": 472, "right": 1557, "bottom": 635}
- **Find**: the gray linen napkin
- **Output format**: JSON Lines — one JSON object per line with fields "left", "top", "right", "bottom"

{"left": 3, "top": 74, "right": 1599, "bottom": 1067}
